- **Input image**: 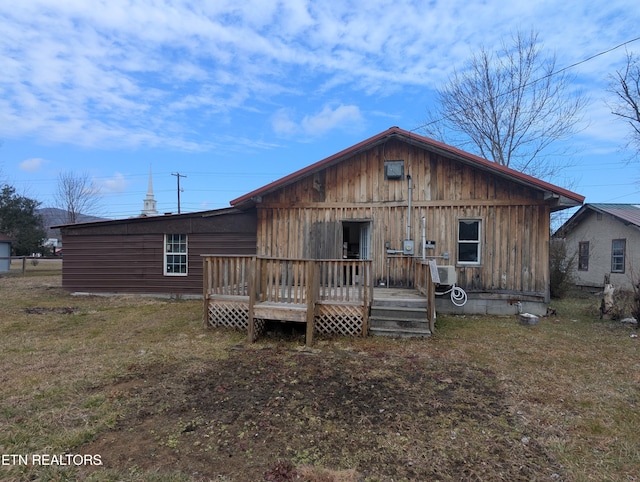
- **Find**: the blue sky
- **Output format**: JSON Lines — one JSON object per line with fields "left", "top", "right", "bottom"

{"left": 0, "top": 0, "right": 639, "bottom": 220}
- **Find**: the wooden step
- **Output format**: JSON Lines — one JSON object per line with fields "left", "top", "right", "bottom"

{"left": 253, "top": 301, "right": 307, "bottom": 322}
{"left": 369, "top": 292, "right": 432, "bottom": 337}
{"left": 370, "top": 305, "right": 427, "bottom": 320}
{"left": 369, "top": 326, "right": 432, "bottom": 338}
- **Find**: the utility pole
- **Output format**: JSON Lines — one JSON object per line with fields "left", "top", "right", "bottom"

{"left": 171, "top": 172, "right": 186, "bottom": 214}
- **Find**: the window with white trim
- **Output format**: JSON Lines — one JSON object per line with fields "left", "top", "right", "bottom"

{"left": 611, "top": 239, "right": 625, "bottom": 273}
{"left": 458, "top": 219, "right": 481, "bottom": 265}
{"left": 164, "top": 234, "right": 188, "bottom": 276}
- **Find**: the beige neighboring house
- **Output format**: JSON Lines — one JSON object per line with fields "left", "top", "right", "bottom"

{"left": 0, "top": 233, "right": 12, "bottom": 272}
{"left": 555, "top": 204, "right": 640, "bottom": 291}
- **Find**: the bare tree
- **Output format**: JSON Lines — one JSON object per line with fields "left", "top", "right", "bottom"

{"left": 54, "top": 171, "right": 101, "bottom": 224}
{"left": 424, "top": 30, "right": 587, "bottom": 179}
{"left": 608, "top": 51, "right": 640, "bottom": 158}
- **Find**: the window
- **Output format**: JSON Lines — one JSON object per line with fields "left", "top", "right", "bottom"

{"left": 578, "top": 242, "right": 589, "bottom": 271}
{"left": 458, "top": 219, "right": 481, "bottom": 265}
{"left": 384, "top": 160, "right": 404, "bottom": 180}
{"left": 611, "top": 239, "right": 626, "bottom": 273}
{"left": 165, "top": 234, "right": 188, "bottom": 276}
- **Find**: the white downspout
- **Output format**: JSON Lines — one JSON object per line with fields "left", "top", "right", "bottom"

{"left": 406, "top": 174, "right": 412, "bottom": 242}
{"left": 422, "top": 216, "right": 426, "bottom": 260}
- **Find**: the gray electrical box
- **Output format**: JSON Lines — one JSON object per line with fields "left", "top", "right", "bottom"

{"left": 403, "top": 239, "right": 414, "bottom": 255}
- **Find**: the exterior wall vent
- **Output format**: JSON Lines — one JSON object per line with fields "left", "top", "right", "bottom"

{"left": 384, "top": 160, "right": 404, "bottom": 180}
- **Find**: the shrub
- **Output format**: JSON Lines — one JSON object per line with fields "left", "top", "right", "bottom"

{"left": 549, "top": 238, "right": 576, "bottom": 298}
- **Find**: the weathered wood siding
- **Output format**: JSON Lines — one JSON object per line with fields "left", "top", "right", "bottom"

{"left": 255, "top": 139, "right": 550, "bottom": 299}
{"left": 60, "top": 210, "right": 257, "bottom": 295}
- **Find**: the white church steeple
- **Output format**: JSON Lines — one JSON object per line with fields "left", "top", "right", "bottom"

{"left": 141, "top": 166, "right": 158, "bottom": 216}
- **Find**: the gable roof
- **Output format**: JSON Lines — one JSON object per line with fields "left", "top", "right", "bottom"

{"left": 556, "top": 203, "right": 640, "bottom": 236}
{"left": 0, "top": 233, "right": 12, "bottom": 242}
{"left": 231, "top": 126, "right": 584, "bottom": 211}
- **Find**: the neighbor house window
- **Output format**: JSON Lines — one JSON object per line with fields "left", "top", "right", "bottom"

{"left": 611, "top": 239, "right": 626, "bottom": 273}
{"left": 458, "top": 219, "right": 481, "bottom": 265}
{"left": 578, "top": 242, "right": 589, "bottom": 271}
{"left": 165, "top": 234, "right": 188, "bottom": 276}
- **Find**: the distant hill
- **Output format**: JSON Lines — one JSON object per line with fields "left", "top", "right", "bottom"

{"left": 37, "top": 208, "right": 111, "bottom": 241}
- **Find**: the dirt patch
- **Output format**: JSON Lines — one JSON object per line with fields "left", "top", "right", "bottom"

{"left": 81, "top": 345, "right": 561, "bottom": 481}
{"left": 23, "top": 306, "right": 79, "bottom": 315}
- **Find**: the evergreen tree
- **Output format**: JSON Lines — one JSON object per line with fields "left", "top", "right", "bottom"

{"left": 0, "top": 185, "right": 47, "bottom": 255}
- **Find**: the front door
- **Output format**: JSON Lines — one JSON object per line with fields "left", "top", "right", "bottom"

{"left": 342, "top": 221, "right": 371, "bottom": 260}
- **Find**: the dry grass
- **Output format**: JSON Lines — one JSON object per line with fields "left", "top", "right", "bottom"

{"left": 8, "top": 257, "right": 62, "bottom": 275}
{"left": 0, "top": 273, "right": 638, "bottom": 481}
{"left": 431, "top": 295, "right": 640, "bottom": 481}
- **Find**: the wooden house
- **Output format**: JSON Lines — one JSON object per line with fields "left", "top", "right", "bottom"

{"left": 58, "top": 126, "right": 583, "bottom": 341}
{"left": 554, "top": 203, "right": 640, "bottom": 291}
{"left": 203, "top": 127, "right": 584, "bottom": 342}
{"left": 58, "top": 208, "right": 256, "bottom": 296}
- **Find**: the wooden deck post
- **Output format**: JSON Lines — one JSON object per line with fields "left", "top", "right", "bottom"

{"left": 202, "top": 257, "right": 210, "bottom": 328}
{"left": 427, "top": 261, "right": 436, "bottom": 333}
{"left": 305, "top": 260, "right": 317, "bottom": 347}
{"left": 362, "top": 260, "right": 369, "bottom": 336}
{"left": 247, "top": 256, "right": 257, "bottom": 343}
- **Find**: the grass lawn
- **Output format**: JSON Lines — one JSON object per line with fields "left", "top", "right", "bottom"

{"left": 0, "top": 272, "right": 638, "bottom": 481}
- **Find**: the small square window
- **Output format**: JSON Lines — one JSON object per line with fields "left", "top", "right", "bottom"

{"left": 384, "top": 160, "right": 404, "bottom": 180}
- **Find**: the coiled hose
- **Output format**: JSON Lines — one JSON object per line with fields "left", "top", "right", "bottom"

{"left": 435, "top": 285, "right": 468, "bottom": 307}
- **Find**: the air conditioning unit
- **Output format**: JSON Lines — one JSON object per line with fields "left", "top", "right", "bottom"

{"left": 436, "top": 266, "right": 457, "bottom": 285}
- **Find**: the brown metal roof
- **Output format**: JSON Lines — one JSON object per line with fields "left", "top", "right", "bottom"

{"left": 230, "top": 126, "right": 585, "bottom": 209}
{"left": 51, "top": 206, "right": 244, "bottom": 229}
{"left": 587, "top": 204, "right": 640, "bottom": 227}
{"left": 555, "top": 203, "right": 640, "bottom": 237}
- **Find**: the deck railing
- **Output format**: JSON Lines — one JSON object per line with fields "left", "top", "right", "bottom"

{"left": 204, "top": 256, "right": 373, "bottom": 304}
{"left": 414, "top": 259, "right": 437, "bottom": 332}
{"left": 203, "top": 255, "right": 374, "bottom": 344}
{"left": 257, "top": 257, "right": 309, "bottom": 304}
{"left": 203, "top": 255, "right": 253, "bottom": 297}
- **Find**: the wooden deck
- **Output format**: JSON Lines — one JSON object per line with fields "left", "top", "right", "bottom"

{"left": 202, "top": 256, "right": 436, "bottom": 344}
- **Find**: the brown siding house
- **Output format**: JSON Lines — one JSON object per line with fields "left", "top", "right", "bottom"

{"left": 58, "top": 208, "right": 256, "bottom": 296}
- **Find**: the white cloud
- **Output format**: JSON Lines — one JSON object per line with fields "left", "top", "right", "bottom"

{"left": 98, "top": 172, "right": 128, "bottom": 193}
{"left": 272, "top": 108, "right": 299, "bottom": 136}
{"left": 0, "top": 0, "right": 637, "bottom": 151}
{"left": 19, "top": 157, "right": 48, "bottom": 172}
{"left": 301, "top": 104, "right": 363, "bottom": 136}
{"left": 272, "top": 104, "right": 364, "bottom": 137}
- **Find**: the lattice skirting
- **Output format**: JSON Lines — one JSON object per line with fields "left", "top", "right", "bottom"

{"left": 208, "top": 300, "right": 364, "bottom": 338}
{"left": 207, "top": 301, "right": 249, "bottom": 330}
{"left": 315, "top": 304, "right": 364, "bottom": 336}
{"left": 250, "top": 319, "right": 266, "bottom": 342}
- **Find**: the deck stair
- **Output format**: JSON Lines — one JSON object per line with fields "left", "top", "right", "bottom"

{"left": 369, "top": 288, "right": 431, "bottom": 337}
